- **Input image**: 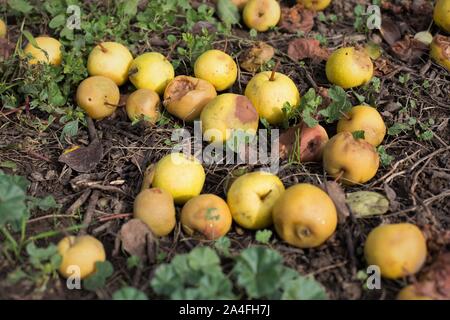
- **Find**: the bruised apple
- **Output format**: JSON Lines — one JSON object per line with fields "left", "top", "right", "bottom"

{"left": 126, "top": 88, "right": 161, "bottom": 124}
{"left": 163, "top": 75, "right": 217, "bottom": 121}
{"left": 430, "top": 35, "right": 450, "bottom": 72}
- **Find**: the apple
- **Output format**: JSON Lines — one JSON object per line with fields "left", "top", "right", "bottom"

{"left": 126, "top": 88, "right": 161, "bottom": 124}
{"left": 430, "top": 35, "right": 450, "bottom": 72}
{"left": 163, "top": 75, "right": 217, "bottom": 121}
{"left": 76, "top": 76, "right": 120, "bottom": 120}
{"left": 152, "top": 153, "right": 206, "bottom": 204}
{"left": 57, "top": 235, "right": 106, "bottom": 279}
{"left": 227, "top": 171, "right": 285, "bottom": 229}
{"left": 133, "top": 188, "right": 176, "bottom": 237}
{"left": 244, "top": 70, "right": 300, "bottom": 125}
{"left": 272, "top": 183, "right": 337, "bottom": 248}
{"left": 434, "top": 0, "right": 450, "bottom": 33}
{"left": 297, "top": 0, "right": 332, "bottom": 11}
{"left": 128, "top": 52, "right": 174, "bottom": 95}
{"left": 181, "top": 194, "right": 232, "bottom": 240}
{"left": 397, "top": 284, "right": 433, "bottom": 300}
{"left": 243, "top": 0, "right": 281, "bottom": 32}
{"left": 326, "top": 47, "right": 373, "bottom": 89}
{"left": 0, "top": 19, "right": 6, "bottom": 38}
{"left": 23, "top": 36, "right": 62, "bottom": 66}
{"left": 87, "top": 42, "right": 133, "bottom": 86}
{"left": 364, "top": 223, "right": 427, "bottom": 279}
{"left": 200, "top": 93, "right": 259, "bottom": 143}
{"left": 337, "top": 105, "right": 386, "bottom": 147}
{"left": 323, "top": 132, "right": 379, "bottom": 185}
{"left": 194, "top": 49, "right": 237, "bottom": 91}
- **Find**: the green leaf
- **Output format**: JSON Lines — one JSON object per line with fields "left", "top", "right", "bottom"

{"left": 29, "top": 195, "right": 59, "bottom": 211}
{"left": 112, "top": 287, "right": 148, "bottom": 300}
{"left": 0, "top": 173, "right": 29, "bottom": 226}
{"left": 352, "top": 130, "right": 365, "bottom": 140}
{"left": 255, "top": 229, "right": 272, "bottom": 244}
{"left": 281, "top": 275, "right": 328, "bottom": 300}
{"left": 377, "top": 146, "right": 393, "bottom": 166}
{"left": 233, "top": 246, "right": 284, "bottom": 298}
{"left": 346, "top": 191, "right": 390, "bottom": 217}
{"left": 49, "top": 14, "right": 66, "bottom": 29}
{"left": 126, "top": 255, "right": 141, "bottom": 269}
{"left": 217, "top": 0, "right": 240, "bottom": 25}
{"left": 47, "top": 82, "right": 66, "bottom": 106}
{"left": 319, "top": 86, "right": 352, "bottom": 123}
{"left": 8, "top": 0, "right": 34, "bottom": 14}
{"left": 61, "top": 120, "right": 79, "bottom": 139}
{"left": 119, "top": 0, "right": 140, "bottom": 17}
{"left": 214, "top": 236, "right": 231, "bottom": 257}
{"left": 388, "top": 122, "right": 411, "bottom": 136}
{"left": 22, "top": 30, "right": 39, "bottom": 48}
{"left": 26, "top": 242, "right": 61, "bottom": 268}
{"left": 299, "top": 88, "right": 321, "bottom": 128}
{"left": 0, "top": 161, "right": 17, "bottom": 170}
{"left": 83, "top": 261, "right": 114, "bottom": 291}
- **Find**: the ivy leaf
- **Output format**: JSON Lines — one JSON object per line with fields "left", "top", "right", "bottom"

{"left": 60, "top": 120, "right": 79, "bottom": 140}
{"left": 255, "top": 229, "right": 272, "bottom": 244}
{"left": 83, "top": 261, "right": 114, "bottom": 291}
{"left": 112, "top": 287, "right": 148, "bottom": 300}
{"left": 47, "top": 82, "right": 66, "bottom": 107}
{"left": 233, "top": 246, "right": 284, "bottom": 298}
{"left": 377, "top": 145, "right": 393, "bottom": 166}
{"left": 217, "top": 0, "right": 240, "bottom": 25}
{"left": 352, "top": 130, "right": 365, "bottom": 140}
{"left": 119, "top": 0, "right": 140, "bottom": 18}
{"left": 319, "top": 86, "right": 352, "bottom": 123}
{"left": 300, "top": 88, "right": 321, "bottom": 128}
{"left": 49, "top": 14, "right": 66, "bottom": 29}
{"left": 8, "top": 0, "right": 34, "bottom": 14}
{"left": 281, "top": 275, "right": 328, "bottom": 300}
{"left": 214, "top": 236, "right": 231, "bottom": 257}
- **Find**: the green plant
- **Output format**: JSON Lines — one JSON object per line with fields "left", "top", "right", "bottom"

{"left": 113, "top": 286, "right": 148, "bottom": 300}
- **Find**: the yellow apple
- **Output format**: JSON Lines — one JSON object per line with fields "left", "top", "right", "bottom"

{"left": 397, "top": 284, "right": 433, "bottom": 300}
{"left": 76, "top": 76, "right": 120, "bottom": 120}
{"left": 23, "top": 36, "right": 62, "bottom": 66}
{"left": 126, "top": 88, "right": 160, "bottom": 124}
{"left": 163, "top": 75, "right": 217, "bottom": 121}
{"left": 337, "top": 105, "right": 386, "bottom": 147}
{"left": 245, "top": 71, "right": 300, "bottom": 125}
{"left": 87, "top": 42, "right": 133, "bottom": 86}
{"left": 57, "top": 235, "right": 106, "bottom": 279}
{"left": 227, "top": 171, "right": 285, "bottom": 229}
{"left": 129, "top": 52, "right": 174, "bottom": 94}
{"left": 297, "top": 0, "right": 332, "bottom": 11}
{"left": 152, "top": 153, "right": 206, "bottom": 204}
{"left": 243, "top": 0, "right": 281, "bottom": 32}
{"left": 273, "top": 183, "right": 337, "bottom": 248}
{"left": 0, "top": 19, "right": 6, "bottom": 38}
{"left": 200, "top": 93, "right": 259, "bottom": 143}
{"left": 323, "top": 132, "right": 379, "bottom": 185}
{"left": 364, "top": 223, "right": 427, "bottom": 279}
{"left": 326, "top": 47, "right": 373, "bottom": 89}
{"left": 430, "top": 35, "right": 450, "bottom": 72}
{"left": 434, "top": 0, "right": 450, "bottom": 33}
{"left": 194, "top": 49, "right": 237, "bottom": 91}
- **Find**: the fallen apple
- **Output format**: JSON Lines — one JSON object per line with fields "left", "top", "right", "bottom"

{"left": 126, "top": 88, "right": 161, "bottom": 124}
{"left": 58, "top": 235, "right": 106, "bottom": 279}
{"left": 433, "top": 0, "right": 450, "bottom": 33}
{"left": 430, "top": 35, "right": 450, "bottom": 72}
{"left": 273, "top": 183, "right": 337, "bottom": 248}
{"left": 364, "top": 223, "right": 427, "bottom": 279}
{"left": 129, "top": 52, "right": 174, "bottom": 94}
{"left": 323, "top": 132, "right": 379, "bottom": 185}
{"left": 163, "top": 75, "right": 217, "bottom": 121}
{"left": 133, "top": 188, "right": 176, "bottom": 237}
{"left": 243, "top": 0, "right": 281, "bottom": 32}
{"left": 297, "top": 0, "right": 332, "bottom": 11}
{"left": 244, "top": 70, "right": 300, "bottom": 125}
{"left": 76, "top": 76, "right": 120, "bottom": 120}
{"left": 200, "top": 93, "right": 259, "bottom": 143}
{"left": 87, "top": 42, "right": 133, "bottom": 86}
{"left": 227, "top": 171, "right": 285, "bottom": 229}
{"left": 0, "top": 19, "right": 6, "bottom": 38}
{"left": 396, "top": 284, "right": 433, "bottom": 300}
{"left": 326, "top": 47, "right": 373, "bottom": 89}
{"left": 337, "top": 105, "right": 386, "bottom": 147}
{"left": 152, "top": 153, "right": 206, "bottom": 204}
{"left": 194, "top": 49, "right": 237, "bottom": 91}
{"left": 181, "top": 194, "right": 232, "bottom": 240}
{"left": 23, "top": 36, "right": 62, "bottom": 66}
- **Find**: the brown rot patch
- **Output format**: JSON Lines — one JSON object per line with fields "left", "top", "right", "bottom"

{"left": 150, "top": 188, "right": 163, "bottom": 194}
{"left": 435, "top": 35, "right": 450, "bottom": 60}
{"left": 235, "top": 96, "right": 258, "bottom": 123}
{"left": 164, "top": 76, "right": 196, "bottom": 103}
{"left": 354, "top": 48, "right": 372, "bottom": 70}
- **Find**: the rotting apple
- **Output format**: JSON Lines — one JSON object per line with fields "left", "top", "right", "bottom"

{"left": 194, "top": 49, "right": 237, "bottom": 91}
{"left": 58, "top": 235, "right": 106, "bottom": 279}
{"left": 23, "top": 36, "right": 62, "bottom": 66}
{"left": 152, "top": 153, "right": 206, "bottom": 205}
{"left": 76, "top": 76, "right": 120, "bottom": 120}
{"left": 297, "top": 0, "right": 332, "bottom": 11}
{"left": 244, "top": 70, "right": 300, "bottom": 125}
{"left": 227, "top": 171, "right": 285, "bottom": 229}
{"left": 243, "top": 0, "right": 281, "bottom": 32}
{"left": 326, "top": 47, "right": 373, "bottom": 89}
{"left": 430, "top": 35, "right": 450, "bottom": 72}
{"left": 133, "top": 188, "right": 176, "bottom": 237}
{"left": 272, "top": 183, "right": 337, "bottom": 248}
{"left": 337, "top": 105, "right": 386, "bottom": 147}
{"left": 396, "top": 284, "right": 433, "bottom": 300}
{"left": 0, "top": 19, "right": 6, "bottom": 38}
{"left": 126, "top": 88, "right": 161, "bottom": 124}
{"left": 433, "top": 0, "right": 450, "bottom": 33}
{"left": 364, "top": 223, "right": 427, "bottom": 279}
{"left": 87, "top": 42, "right": 133, "bottom": 86}
{"left": 181, "top": 194, "right": 232, "bottom": 240}
{"left": 200, "top": 93, "right": 259, "bottom": 143}
{"left": 163, "top": 75, "right": 217, "bottom": 121}
{"left": 322, "top": 132, "right": 379, "bottom": 185}
{"left": 128, "top": 52, "right": 174, "bottom": 94}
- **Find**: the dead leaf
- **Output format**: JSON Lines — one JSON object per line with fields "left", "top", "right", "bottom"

{"left": 118, "top": 219, "right": 154, "bottom": 261}
{"left": 287, "top": 38, "right": 330, "bottom": 63}
{"left": 414, "top": 31, "right": 433, "bottom": 46}
{"left": 240, "top": 42, "right": 275, "bottom": 72}
{"left": 380, "top": 18, "right": 402, "bottom": 46}
{"left": 383, "top": 183, "right": 400, "bottom": 210}
{"left": 365, "top": 41, "right": 383, "bottom": 60}
{"left": 192, "top": 21, "right": 217, "bottom": 35}
{"left": 412, "top": 252, "right": 450, "bottom": 300}
{"left": 373, "top": 57, "right": 396, "bottom": 76}
{"left": 346, "top": 191, "right": 389, "bottom": 218}
{"left": 433, "top": 35, "right": 450, "bottom": 60}
{"left": 321, "top": 181, "right": 350, "bottom": 224}
{"left": 58, "top": 139, "right": 103, "bottom": 172}
{"left": 140, "top": 164, "right": 155, "bottom": 191}
{"left": 391, "top": 35, "right": 428, "bottom": 63}
{"left": 280, "top": 4, "right": 315, "bottom": 34}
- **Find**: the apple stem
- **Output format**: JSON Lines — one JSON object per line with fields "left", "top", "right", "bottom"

{"left": 98, "top": 42, "right": 107, "bottom": 53}
{"left": 270, "top": 60, "right": 280, "bottom": 81}
{"left": 340, "top": 111, "right": 350, "bottom": 120}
